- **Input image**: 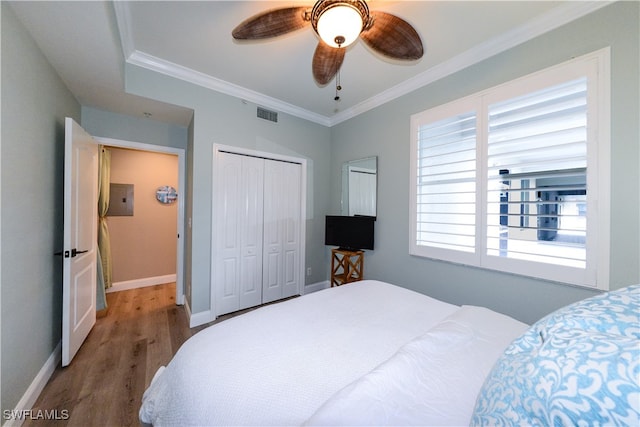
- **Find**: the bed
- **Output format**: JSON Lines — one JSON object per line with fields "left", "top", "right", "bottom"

{"left": 139, "top": 280, "right": 639, "bottom": 426}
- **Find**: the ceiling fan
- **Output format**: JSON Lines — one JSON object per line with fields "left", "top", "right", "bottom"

{"left": 232, "top": 0, "right": 424, "bottom": 88}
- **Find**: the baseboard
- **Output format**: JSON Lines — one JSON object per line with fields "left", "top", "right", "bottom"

{"left": 189, "top": 309, "right": 215, "bottom": 328}
{"left": 185, "top": 281, "right": 328, "bottom": 329}
{"left": 4, "top": 341, "right": 61, "bottom": 427}
{"left": 184, "top": 300, "right": 215, "bottom": 328}
{"left": 304, "top": 280, "right": 330, "bottom": 294}
{"left": 106, "top": 274, "right": 176, "bottom": 293}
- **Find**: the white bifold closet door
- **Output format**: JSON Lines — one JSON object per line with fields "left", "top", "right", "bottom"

{"left": 214, "top": 151, "right": 302, "bottom": 316}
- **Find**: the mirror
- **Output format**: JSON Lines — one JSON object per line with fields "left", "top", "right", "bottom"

{"left": 341, "top": 156, "right": 377, "bottom": 217}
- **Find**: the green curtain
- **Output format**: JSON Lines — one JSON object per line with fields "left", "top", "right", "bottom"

{"left": 96, "top": 250, "right": 107, "bottom": 311}
{"left": 97, "top": 146, "right": 112, "bottom": 310}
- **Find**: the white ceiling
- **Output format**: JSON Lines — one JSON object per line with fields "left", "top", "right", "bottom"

{"left": 8, "top": 1, "right": 609, "bottom": 127}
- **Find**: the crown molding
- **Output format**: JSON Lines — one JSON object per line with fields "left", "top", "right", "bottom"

{"left": 126, "top": 50, "right": 331, "bottom": 127}
{"left": 328, "top": 0, "right": 613, "bottom": 126}
{"left": 113, "top": 0, "right": 135, "bottom": 59}
{"left": 116, "top": 1, "right": 612, "bottom": 128}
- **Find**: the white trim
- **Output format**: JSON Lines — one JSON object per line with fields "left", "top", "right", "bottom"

{"left": 114, "top": 1, "right": 610, "bottom": 127}
{"left": 212, "top": 143, "right": 309, "bottom": 166}
{"left": 304, "top": 280, "right": 330, "bottom": 294}
{"left": 409, "top": 48, "right": 611, "bottom": 290}
{"left": 186, "top": 301, "right": 215, "bottom": 328}
{"left": 4, "top": 342, "right": 62, "bottom": 427}
{"left": 331, "top": 0, "right": 612, "bottom": 126}
{"left": 594, "top": 47, "right": 611, "bottom": 290}
{"left": 127, "top": 50, "right": 331, "bottom": 127}
{"left": 112, "top": 0, "right": 135, "bottom": 59}
{"left": 96, "top": 136, "right": 184, "bottom": 156}
{"left": 106, "top": 274, "right": 177, "bottom": 294}
{"left": 95, "top": 137, "right": 186, "bottom": 306}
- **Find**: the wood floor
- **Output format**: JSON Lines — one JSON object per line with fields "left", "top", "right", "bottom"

{"left": 25, "top": 283, "right": 219, "bottom": 427}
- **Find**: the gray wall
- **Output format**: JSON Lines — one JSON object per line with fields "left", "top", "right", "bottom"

{"left": 330, "top": 1, "right": 640, "bottom": 324}
{"left": 1, "top": 3, "right": 81, "bottom": 414}
{"left": 124, "top": 66, "right": 333, "bottom": 314}
{"left": 81, "top": 106, "right": 189, "bottom": 150}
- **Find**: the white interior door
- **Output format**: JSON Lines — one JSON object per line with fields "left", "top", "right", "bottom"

{"left": 62, "top": 117, "right": 99, "bottom": 366}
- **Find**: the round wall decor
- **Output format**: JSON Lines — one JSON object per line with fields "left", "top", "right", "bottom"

{"left": 156, "top": 185, "right": 178, "bottom": 204}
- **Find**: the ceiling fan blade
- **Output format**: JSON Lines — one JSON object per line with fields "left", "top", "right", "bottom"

{"left": 360, "top": 11, "right": 423, "bottom": 60}
{"left": 312, "top": 41, "right": 346, "bottom": 85}
{"left": 232, "top": 7, "right": 309, "bottom": 40}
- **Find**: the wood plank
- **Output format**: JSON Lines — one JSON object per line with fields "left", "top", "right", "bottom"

{"left": 22, "top": 283, "right": 292, "bottom": 426}
{"left": 23, "top": 284, "right": 193, "bottom": 427}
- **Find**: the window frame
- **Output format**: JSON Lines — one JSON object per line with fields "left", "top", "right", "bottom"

{"left": 409, "top": 48, "right": 610, "bottom": 290}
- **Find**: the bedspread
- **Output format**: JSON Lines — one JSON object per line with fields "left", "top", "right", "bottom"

{"left": 139, "top": 280, "right": 461, "bottom": 426}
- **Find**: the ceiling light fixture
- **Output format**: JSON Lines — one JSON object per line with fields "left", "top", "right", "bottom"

{"left": 311, "top": 0, "right": 369, "bottom": 48}
{"left": 232, "top": 0, "right": 423, "bottom": 88}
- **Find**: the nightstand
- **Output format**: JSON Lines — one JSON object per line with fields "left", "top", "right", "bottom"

{"left": 330, "top": 248, "right": 364, "bottom": 287}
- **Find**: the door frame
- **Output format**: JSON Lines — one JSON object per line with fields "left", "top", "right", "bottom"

{"left": 96, "top": 137, "right": 186, "bottom": 305}
{"left": 211, "top": 143, "right": 308, "bottom": 317}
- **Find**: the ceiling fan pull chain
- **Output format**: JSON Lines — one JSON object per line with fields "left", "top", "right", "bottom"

{"left": 335, "top": 68, "right": 342, "bottom": 101}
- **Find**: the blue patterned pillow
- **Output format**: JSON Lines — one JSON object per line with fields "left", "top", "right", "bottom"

{"left": 471, "top": 285, "right": 640, "bottom": 426}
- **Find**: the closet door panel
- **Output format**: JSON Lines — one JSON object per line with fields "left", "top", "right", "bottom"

{"left": 282, "top": 162, "right": 302, "bottom": 298}
{"left": 262, "top": 160, "right": 284, "bottom": 303}
{"left": 214, "top": 153, "right": 264, "bottom": 315}
{"left": 214, "top": 152, "right": 242, "bottom": 315}
{"left": 221, "top": 258, "right": 238, "bottom": 297}
{"left": 263, "top": 160, "right": 302, "bottom": 303}
{"left": 239, "top": 156, "right": 264, "bottom": 310}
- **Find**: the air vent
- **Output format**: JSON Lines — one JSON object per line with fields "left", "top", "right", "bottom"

{"left": 257, "top": 107, "right": 278, "bottom": 123}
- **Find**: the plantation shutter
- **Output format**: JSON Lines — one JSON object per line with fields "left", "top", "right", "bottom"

{"left": 416, "top": 111, "right": 477, "bottom": 254}
{"left": 485, "top": 77, "right": 588, "bottom": 268}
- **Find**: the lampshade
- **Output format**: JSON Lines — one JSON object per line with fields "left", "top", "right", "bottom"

{"left": 316, "top": 4, "right": 364, "bottom": 48}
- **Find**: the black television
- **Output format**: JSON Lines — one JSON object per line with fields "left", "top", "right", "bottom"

{"left": 325, "top": 215, "right": 375, "bottom": 251}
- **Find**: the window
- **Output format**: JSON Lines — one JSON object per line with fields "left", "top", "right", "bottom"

{"left": 410, "top": 49, "right": 610, "bottom": 289}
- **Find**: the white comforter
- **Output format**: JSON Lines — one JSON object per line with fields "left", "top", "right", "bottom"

{"left": 305, "top": 305, "right": 528, "bottom": 426}
{"left": 139, "top": 280, "right": 526, "bottom": 426}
